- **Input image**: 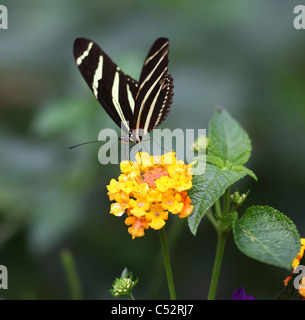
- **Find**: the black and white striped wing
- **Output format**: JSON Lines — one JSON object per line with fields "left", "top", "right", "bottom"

{"left": 73, "top": 38, "right": 138, "bottom": 134}
{"left": 133, "top": 37, "right": 174, "bottom": 134}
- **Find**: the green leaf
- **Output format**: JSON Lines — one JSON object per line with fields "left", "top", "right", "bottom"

{"left": 233, "top": 205, "right": 300, "bottom": 269}
{"left": 121, "top": 267, "right": 129, "bottom": 278}
{"left": 232, "top": 165, "right": 257, "bottom": 181}
{"left": 206, "top": 155, "right": 225, "bottom": 168}
{"left": 208, "top": 108, "right": 252, "bottom": 166}
{"left": 188, "top": 163, "right": 254, "bottom": 235}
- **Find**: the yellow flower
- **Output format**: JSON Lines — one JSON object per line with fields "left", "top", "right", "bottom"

{"left": 299, "top": 278, "right": 305, "bottom": 300}
{"left": 146, "top": 203, "right": 168, "bottom": 230}
{"left": 283, "top": 238, "right": 305, "bottom": 300}
{"left": 125, "top": 214, "right": 150, "bottom": 239}
{"left": 160, "top": 190, "right": 183, "bottom": 213}
{"left": 179, "top": 191, "right": 194, "bottom": 218}
{"left": 107, "top": 151, "right": 193, "bottom": 239}
{"left": 292, "top": 238, "right": 305, "bottom": 269}
{"left": 110, "top": 202, "right": 126, "bottom": 217}
{"left": 120, "top": 180, "right": 138, "bottom": 194}
{"left": 129, "top": 198, "right": 150, "bottom": 217}
{"left": 107, "top": 179, "right": 121, "bottom": 194}
{"left": 156, "top": 176, "right": 176, "bottom": 192}
{"left": 147, "top": 189, "right": 163, "bottom": 202}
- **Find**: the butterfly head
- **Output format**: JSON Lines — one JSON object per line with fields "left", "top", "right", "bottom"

{"left": 120, "top": 129, "right": 148, "bottom": 144}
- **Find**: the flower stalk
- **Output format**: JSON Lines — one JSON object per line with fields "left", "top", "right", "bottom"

{"left": 207, "top": 230, "right": 227, "bottom": 300}
{"left": 159, "top": 227, "right": 176, "bottom": 300}
{"left": 207, "top": 186, "right": 232, "bottom": 300}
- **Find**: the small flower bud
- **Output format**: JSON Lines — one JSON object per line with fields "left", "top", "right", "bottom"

{"left": 110, "top": 269, "right": 138, "bottom": 299}
{"left": 231, "top": 191, "right": 247, "bottom": 206}
{"left": 191, "top": 136, "right": 209, "bottom": 154}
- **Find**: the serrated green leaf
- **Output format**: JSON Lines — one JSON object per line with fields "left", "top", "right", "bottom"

{"left": 206, "top": 155, "right": 225, "bottom": 168}
{"left": 233, "top": 205, "right": 300, "bottom": 269}
{"left": 232, "top": 165, "right": 258, "bottom": 181}
{"left": 188, "top": 164, "right": 253, "bottom": 235}
{"left": 208, "top": 108, "right": 252, "bottom": 165}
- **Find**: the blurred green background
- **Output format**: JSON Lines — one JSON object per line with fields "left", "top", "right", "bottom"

{"left": 0, "top": 0, "right": 304, "bottom": 300}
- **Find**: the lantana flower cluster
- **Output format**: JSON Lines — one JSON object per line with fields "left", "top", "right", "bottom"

{"left": 107, "top": 151, "right": 193, "bottom": 239}
{"left": 283, "top": 238, "right": 305, "bottom": 299}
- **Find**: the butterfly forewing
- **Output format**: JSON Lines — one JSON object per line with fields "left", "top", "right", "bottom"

{"left": 73, "top": 37, "right": 173, "bottom": 143}
{"left": 73, "top": 38, "right": 138, "bottom": 134}
{"left": 133, "top": 37, "right": 174, "bottom": 134}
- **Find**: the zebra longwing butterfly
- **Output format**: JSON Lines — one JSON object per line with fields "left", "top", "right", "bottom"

{"left": 73, "top": 37, "right": 174, "bottom": 144}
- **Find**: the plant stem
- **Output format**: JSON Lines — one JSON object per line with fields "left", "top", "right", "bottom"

{"left": 215, "top": 198, "right": 222, "bottom": 217}
{"left": 206, "top": 209, "right": 218, "bottom": 229}
{"left": 61, "top": 249, "right": 83, "bottom": 300}
{"left": 128, "top": 293, "right": 135, "bottom": 300}
{"left": 222, "top": 187, "right": 231, "bottom": 215}
{"left": 207, "top": 231, "right": 227, "bottom": 300}
{"left": 159, "top": 227, "right": 176, "bottom": 300}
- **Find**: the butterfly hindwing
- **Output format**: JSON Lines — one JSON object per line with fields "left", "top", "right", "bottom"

{"left": 133, "top": 37, "right": 174, "bottom": 134}
{"left": 73, "top": 38, "right": 138, "bottom": 134}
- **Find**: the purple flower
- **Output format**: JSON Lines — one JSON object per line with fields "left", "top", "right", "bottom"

{"left": 232, "top": 287, "right": 255, "bottom": 300}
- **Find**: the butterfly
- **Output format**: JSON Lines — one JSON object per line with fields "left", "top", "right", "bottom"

{"left": 73, "top": 37, "right": 174, "bottom": 144}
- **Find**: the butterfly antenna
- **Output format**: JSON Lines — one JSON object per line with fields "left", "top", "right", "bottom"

{"left": 119, "top": 141, "right": 130, "bottom": 163}
{"left": 137, "top": 148, "right": 144, "bottom": 177}
{"left": 68, "top": 140, "right": 101, "bottom": 149}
